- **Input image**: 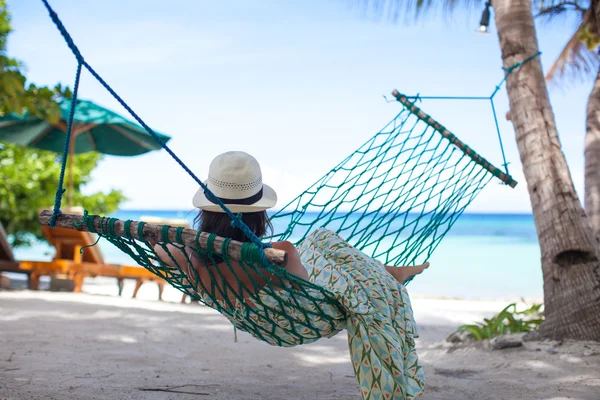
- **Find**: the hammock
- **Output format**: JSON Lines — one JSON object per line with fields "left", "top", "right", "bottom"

{"left": 268, "top": 92, "right": 516, "bottom": 267}
{"left": 38, "top": 0, "right": 517, "bottom": 347}
{"left": 39, "top": 91, "right": 516, "bottom": 346}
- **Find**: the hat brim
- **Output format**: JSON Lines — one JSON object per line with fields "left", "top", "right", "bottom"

{"left": 192, "top": 183, "right": 277, "bottom": 213}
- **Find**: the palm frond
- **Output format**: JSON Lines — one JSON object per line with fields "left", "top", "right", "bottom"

{"left": 546, "top": 11, "right": 600, "bottom": 85}
{"left": 537, "top": 1, "right": 587, "bottom": 24}
{"left": 346, "top": 0, "right": 485, "bottom": 24}
{"left": 536, "top": 0, "right": 588, "bottom": 13}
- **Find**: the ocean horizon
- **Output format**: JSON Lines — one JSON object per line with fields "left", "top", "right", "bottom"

{"left": 12, "top": 209, "right": 543, "bottom": 301}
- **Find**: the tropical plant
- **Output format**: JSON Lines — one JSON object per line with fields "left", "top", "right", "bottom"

{"left": 453, "top": 303, "right": 544, "bottom": 340}
{"left": 539, "top": 1, "right": 599, "bottom": 83}
{"left": 0, "top": 143, "right": 126, "bottom": 247}
{"left": 342, "top": 0, "right": 600, "bottom": 340}
{"left": 0, "top": 0, "right": 69, "bottom": 123}
{"left": 537, "top": 1, "right": 600, "bottom": 236}
{"left": 0, "top": 1, "right": 126, "bottom": 246}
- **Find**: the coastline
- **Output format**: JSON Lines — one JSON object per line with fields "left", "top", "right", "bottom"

{"left": 2, "top": 273, "right": 543, "bottom": 305}
{"left": 9, "top": 209, "right": 544, "bottom": 301}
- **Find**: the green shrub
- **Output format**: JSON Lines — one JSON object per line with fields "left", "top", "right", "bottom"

{"left": 453, "top": 303, "right": 544, "bottom": 341}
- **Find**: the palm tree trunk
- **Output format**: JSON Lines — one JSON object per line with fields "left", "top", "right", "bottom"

{"left": 494, "top": 0, "right": 600, "bottom": 340}
{"left": 585, "top": 68, "right": 600, "bottom": 236}
{"left": 586, "top": 0, "right": 600, "bottom": 236}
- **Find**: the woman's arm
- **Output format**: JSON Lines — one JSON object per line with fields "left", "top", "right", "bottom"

{"left": 153, "top": 243, "right": 194, "bottom": 279}
{"left": 153, "top": 241, "right": 307, "bottom": 300}
{"left": 271, "top": 241, "right": 309, "bottom": 280}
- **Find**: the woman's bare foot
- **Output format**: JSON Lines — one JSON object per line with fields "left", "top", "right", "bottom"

{"left": 385, "top": 262, "right": 430, "bottom": 284}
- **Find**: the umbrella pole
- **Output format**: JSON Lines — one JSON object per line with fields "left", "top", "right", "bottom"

{"left": 67, "top": 135, "right": 74, "bottom": 208}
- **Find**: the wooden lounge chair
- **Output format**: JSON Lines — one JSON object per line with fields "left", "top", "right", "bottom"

{"left": 5, "top": 207, "right": 167, "bottom": 298}
{"left": 0, "top": 222, "right": 19, "bottom": 271}
{"left": 0, "top": 221, "right": 27, "bottom": 288}
{"left": 33, "top": 221, "right": 166, "bottom": 297}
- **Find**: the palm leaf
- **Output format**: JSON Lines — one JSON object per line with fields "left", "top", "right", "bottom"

{"left": 518, "top": 303, "right": 543, "bottom": 316}
{"left": 536, "top": 0, "right": 587, "bottom": 22}
{"left": 347, "top": 0, "right": 484, "bottom": 24}
{"left": 451, "top": 302, "right": 545, "bottom": 341}
{"left": 455, "top": 324, "right": 485, "bottom": 340}
{"left": 527, "top": 318, "right": 545, "bottom": 326}
{"left": 545, "top": 10, "right": 600, "bottom": 85}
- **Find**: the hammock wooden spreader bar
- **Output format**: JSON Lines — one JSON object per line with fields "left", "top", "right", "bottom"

{"left": 391, "top": 89, "right": 518, "bottom": 188}
{"left": 38, "top": 210, "right": 289, "bottom": 268}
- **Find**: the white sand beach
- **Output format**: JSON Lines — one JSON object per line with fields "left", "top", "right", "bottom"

{"left": 1, "top": 281, "right": 598, "bottom": 400}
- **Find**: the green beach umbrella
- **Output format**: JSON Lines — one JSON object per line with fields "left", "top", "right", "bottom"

{"left": 0, "top": 98, "right": 171, "bottom": 206}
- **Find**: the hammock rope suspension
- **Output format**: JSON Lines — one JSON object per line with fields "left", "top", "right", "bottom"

{"left": 40, "top": 0, "right": 268, "bottom": 252}
{"left": 38, "top": 0, "right": 524, "bottom": 346}
{"left": 400, "top": 50, "right": 541, "bottom": 176}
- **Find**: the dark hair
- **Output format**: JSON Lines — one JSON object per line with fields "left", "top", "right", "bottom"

{"left": 194, "top": 210, "right": 273, "bottom": 243}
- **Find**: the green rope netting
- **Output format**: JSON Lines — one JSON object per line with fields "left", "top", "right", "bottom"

{"left": 83, "top": 215, "right": 343, "bottom": 347}
{"left": 270, "top": 101, "right": 503, "bottom": 268}
{"left": 72, "top": 97, "right": 515, "bottom": 347}
{"left": 40, "top": 0, "right": 520, "bottom": 347}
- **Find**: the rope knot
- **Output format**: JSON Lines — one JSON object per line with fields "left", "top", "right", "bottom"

{"left": 230, "top": 213, "right": 243, "bottom": 228}
{"left": 506, "top": 62, "right": 522, "bottom": 73}
{"left": 49, "top": 208, "right": 62, "bottom": 228}
{"left": 502, "top": 51, "right": 542, "bottom": 74}
{"left": 73, "top": 210, "right": 89, "bottom": 228}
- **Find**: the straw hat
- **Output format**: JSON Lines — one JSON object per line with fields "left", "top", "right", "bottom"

{"left": 192, "top": 151, "right": 277, "bottom": 213}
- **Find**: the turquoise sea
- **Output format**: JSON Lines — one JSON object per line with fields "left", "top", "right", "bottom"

{"left": 13, "top": 210, "right": 542, "bottom": 301}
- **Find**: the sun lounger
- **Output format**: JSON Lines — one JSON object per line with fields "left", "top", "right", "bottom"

{"left": 0, "top": 222, "right": 25, "bottom": 283}
{"left": 3, "top": 207, "right": 166, "bottom": 298}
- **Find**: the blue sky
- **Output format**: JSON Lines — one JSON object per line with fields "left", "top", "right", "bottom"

{"left": 8, "top": 0, "right": 593, "bottom": 212}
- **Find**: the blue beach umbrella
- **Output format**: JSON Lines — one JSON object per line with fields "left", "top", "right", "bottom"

{"left": 0, "top": 98, "right": 171, "bottom": 206}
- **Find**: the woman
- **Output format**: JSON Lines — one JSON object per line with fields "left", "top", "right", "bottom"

{"left": 156, "top": 151, "right": 427, "bottom": 399}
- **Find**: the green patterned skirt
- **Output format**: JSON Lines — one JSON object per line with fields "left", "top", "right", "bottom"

{"left": 204, "top": 228, "right": 426, "bottom": 399}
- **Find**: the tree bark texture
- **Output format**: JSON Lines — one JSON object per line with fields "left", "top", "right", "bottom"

{"left": 585, "top": 68, "right": 600, "bottom": 236}
{"left": 494, "top": 0, "right": 600, "bottom": 340}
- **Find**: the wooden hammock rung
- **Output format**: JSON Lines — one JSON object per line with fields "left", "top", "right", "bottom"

{"left": 38, "top": 210, "right": 288, "bottom": 268}
{"left": 391, "top": 89, "right": 518, "bottom": 188}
